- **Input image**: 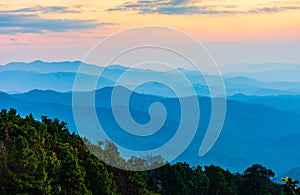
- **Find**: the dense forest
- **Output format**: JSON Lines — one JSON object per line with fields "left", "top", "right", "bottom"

{"left": 0, "top": 108, "right": 298, "bottom": 194}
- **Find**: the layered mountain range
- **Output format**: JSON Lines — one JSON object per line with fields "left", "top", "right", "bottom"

{"left": 1, "top": 60, "right": 300, "bottom": 180}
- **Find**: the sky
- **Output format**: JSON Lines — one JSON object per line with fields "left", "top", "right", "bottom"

{"left": 0, "top": 0, "right": 300, "bottom": 66}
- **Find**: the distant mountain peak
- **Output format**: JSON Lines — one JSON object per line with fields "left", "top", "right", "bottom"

{"left": 105, "top": 64, "right": 129, "bottom": 70}
{"left": 32, "top": 60, "right": 44, "bottom": 64}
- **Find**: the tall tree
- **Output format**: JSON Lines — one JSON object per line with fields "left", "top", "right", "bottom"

{"left": 239, "top": 164, "right": 276, "bottom": 195}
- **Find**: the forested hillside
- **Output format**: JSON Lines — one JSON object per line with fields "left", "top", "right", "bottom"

{"left": 0, "top": 109, "right": 298, "bottom": 194}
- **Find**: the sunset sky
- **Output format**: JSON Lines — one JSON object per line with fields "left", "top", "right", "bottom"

{"left": 0, "top": 0, "right": 300, "bottom": 66}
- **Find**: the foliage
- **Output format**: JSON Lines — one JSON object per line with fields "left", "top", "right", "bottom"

{"left": 0, "top": 109, "right": 115, "bottom": 194}
{"left": 281, "top": 177, "right": 300, "bottom": 195}
{"left": 0, "top": 109, "right": 298, "bottom": 194}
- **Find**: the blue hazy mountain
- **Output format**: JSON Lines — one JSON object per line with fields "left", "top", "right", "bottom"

{"left": 0, "top": 90, "right": 76, "bottom": 130}
{"left": 12, "top": 89, "right": 72, "bottom": 106}
{"left": 229, "top": 94, "right": 300, "bottom": 114}
{"left": 221, "top": 63, "right": 300, "bottom": 82}
{"left": 0, "top": 70, "right": 115, "bottom": 93}
{"left": 2, "top": 60, "right": 300, "bottom": 96}
{"left": 224, "top": 70, "right": 300, "bottom": 83}
{"left": 0, "top": 60, "right": 101, "bottom": 74}
{"left": 221, "top": 63, "right": 300, "bottom": 74}
{"left": 3, "top": 87, "right": 300, "bottom": 179}
{"left": 224, "top": 77, "right": 300, "bottom": 95}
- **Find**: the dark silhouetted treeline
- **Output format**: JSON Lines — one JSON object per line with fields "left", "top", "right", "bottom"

{"left": 0, "top": 109, "right": 298, "bottom": 194}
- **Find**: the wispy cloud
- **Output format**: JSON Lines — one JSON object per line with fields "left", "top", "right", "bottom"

{"left": 9, "top": 38, "right": 18, "bottom": 42}
{"left": 106, "top": 0, "right": 300, "bottom": 15}
{"left": 0, "top": 5, "right": 114, "bottom": 35}
{"left": 0, "top": 13, "right": 113, "bottom": 34}
{"left": 248, "top": 6, "right": 300, "bottom": 14}
{"left": 3, "top": 5, "right": 81, "bottom": 14}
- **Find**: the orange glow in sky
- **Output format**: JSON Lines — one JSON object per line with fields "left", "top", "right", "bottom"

{"left": 0, "top": 0, "right": 300, "bottom": 65}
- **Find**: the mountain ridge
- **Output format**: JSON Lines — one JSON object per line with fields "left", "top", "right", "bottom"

{"left": 2, "top": 87, "right": 300, "bottom": 177}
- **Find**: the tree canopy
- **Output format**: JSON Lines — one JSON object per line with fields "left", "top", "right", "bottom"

{"left": 0, "top": 109, "right": 298, "bottom": 194}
